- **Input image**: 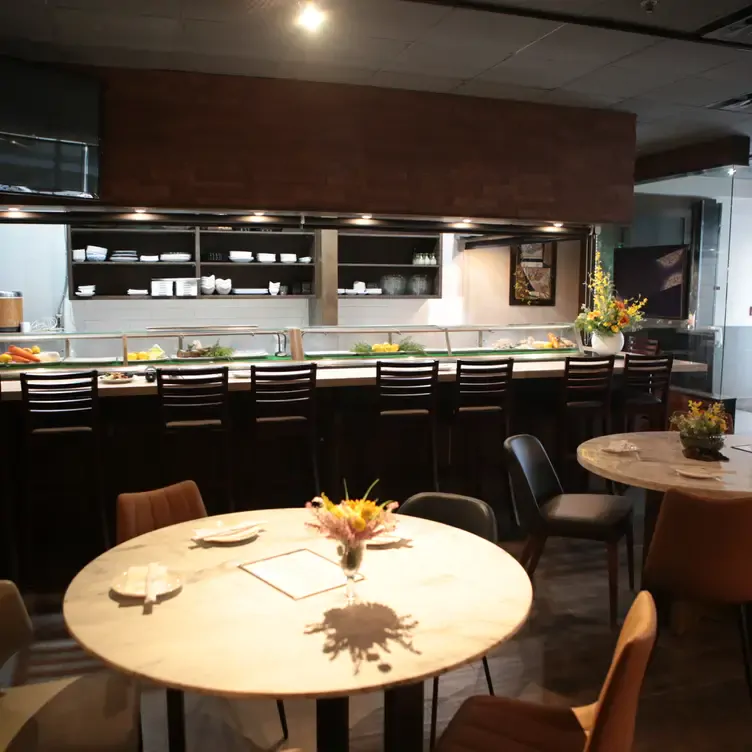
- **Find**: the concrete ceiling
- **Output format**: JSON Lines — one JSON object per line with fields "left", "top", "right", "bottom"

{"left": 2, "top": 0, "right": 752, "bottom": 154}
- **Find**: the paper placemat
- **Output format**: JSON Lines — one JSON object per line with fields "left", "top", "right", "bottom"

{"left": 240, "top": 548, "right": 364, "bottom": 600}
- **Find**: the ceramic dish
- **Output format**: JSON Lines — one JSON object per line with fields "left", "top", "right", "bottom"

{"left": 99, "top": 374, "right": 135, "bottom": 384}
{"left": 603, "top": 441, "right": 639, "bottom": 454}
{"left": 674, "top": 467, "right": 721, "bottom": 480}
{"left": 192, "top": 521, "right": 264, "bottom": 544}
{"left": 111, "top": 568, "right": 181, "bottom": 599}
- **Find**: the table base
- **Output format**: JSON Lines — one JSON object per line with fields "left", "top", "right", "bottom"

{"left": 167, "top": 689, "right": 185, "bottom": 752}
{"left": 317, "top": 697, "right": 349, "bottom": 752}
{"left": 384, "top": 682, "right": 425, "bottom": 752}
{"left": 641, "top": 489, "right": 663, "bottom": 587}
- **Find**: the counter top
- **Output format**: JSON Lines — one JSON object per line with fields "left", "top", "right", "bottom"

{"left": 0, "top": 358, "right": 707, "bottom": 399}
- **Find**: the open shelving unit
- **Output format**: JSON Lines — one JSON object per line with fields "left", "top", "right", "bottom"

{"left": 337, "top": 233, "right": 442, "bottom": 299}
{"left": 68, "top": 226, "right": 317, "bottom": 300}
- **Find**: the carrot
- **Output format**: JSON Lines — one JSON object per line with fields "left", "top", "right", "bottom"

{"left": 9, "top": 346, "right": 39, "bottom": 363}
{"left": 10, "top": 354, "right": 32, "bottom": 363}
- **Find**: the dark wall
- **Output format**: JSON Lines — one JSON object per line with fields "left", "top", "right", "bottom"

{"left": 93, "top": 68, "right": 636, "bottom": 222}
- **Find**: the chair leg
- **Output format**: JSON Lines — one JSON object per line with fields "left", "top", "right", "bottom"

{"left": 430, "top": 675, "right": 439, "bottom": 750}
{"left": 738, "top": 604, "right": 752, "bottom": 705}
{"left": 276, "top": 699, "right": 289, "bottom": 740}
{"left": 625, "top": 520, "right": 635, "bottom": 592}
{"left": 525, "top": 535, "right": 547, "bottom": 577}
{"left": 607, "top": 540, "right": 619, "bottom": 629}
{"left": 481, "top": 656, "right": 495, "bottom": 695}
{"left": 430, "top": 416, "right": 440, "bottom": 491}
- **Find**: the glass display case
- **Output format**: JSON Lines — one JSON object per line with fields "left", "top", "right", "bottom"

{"left": 296, "top": 323, "right": 583, "bottom": 364}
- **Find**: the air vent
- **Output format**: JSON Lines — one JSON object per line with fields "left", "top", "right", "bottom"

{"left": 703, "top": 15, "right": 752, "bottom": 45}
{"left": 709, "top": 94, "right": 752, "bottom": 112}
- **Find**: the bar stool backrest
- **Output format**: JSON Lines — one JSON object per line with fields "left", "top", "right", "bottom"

{"left": 563, "top": 356, "right": 615, "bottom": 406}
{"left": 250, "top": 362, "right": 317, "bottom": 420}
{"left": 20, "top": 370, "right": 99, "bottom": 433}
{"left": 455, "top": 358, "right": 514, "bottom": 410}
{"left": 377, "top": 360, "right": 439, "bottom": 413}
{"left": 157, "top": 366, "right": 229, "bottom": 427}
{"left": 626, "top": 335, "right": 660, "bottom": 356}
{"left": 623, "top": 353, "right": 674, "bottom": 401}
{"left": 400, "top": 492, "right": 497, "bottom": 543}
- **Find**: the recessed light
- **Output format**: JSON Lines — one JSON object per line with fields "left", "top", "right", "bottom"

{"left": 253, "top": 211, "right": 266, "bottom": 216}
{"left": 728, "top": 168, "right": 737, "bottom": 176}
{"left": 553, "top": 222, "right": 563, "bottom": 227}
{"left": 297, "top": 2, "right": 326, "bottom": 32}
{"left": 134, "top": 208, "right": 147, "bottom": 214}
{"left": 361, "top": 214, "right": 373, "bottom": 220}
{"left": 462, "top": 218, "right": 472, "bottom": 223}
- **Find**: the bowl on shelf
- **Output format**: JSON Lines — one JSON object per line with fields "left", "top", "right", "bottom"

{"left": 72, "top": 249, "right": 86, "bottom": 262}
{"left": 299, "top": 256, "right": 312, "bottom": 264}
{"left": 215, "top": 278, "right": 232, "bottom": 295}
{"left": 409, "top": 274, "right": 431, "bottom": 296}
{"left": 381, "top": 274, "right": 407, "bottom": 296}
{"left": 280, "top": 253, "right": 297, "bottom": 264}
{"left": 257, "top": 253, "right": 276, "bottom": 263}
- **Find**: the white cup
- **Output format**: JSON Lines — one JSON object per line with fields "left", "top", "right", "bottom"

{"left": 269, "top": 282, "right": 281, "bottom": 296}
{"left": 353, "top": 281, "right": 366, "bottom": 294}
{"left": 20, "top": 321, "right": 31, "bottom": 333}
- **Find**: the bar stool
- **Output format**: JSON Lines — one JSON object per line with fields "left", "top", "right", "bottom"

{"left": 452, "top": 358, "right": 514, "bottom": 510}
{"left": 377, "top": 359, "right": 439, "bottom": 491}
{"left": 156, "top": 367, "right": 233, "bottom": 512}
{"left": 558, "top": 356, "right": 615, "bottom": 487}
{"left": 250, "top": 363, "right": 319, "bottom": 497}
{"left": 620, "top": 353, "right": 674, "bottom": 432}
{"left": 625, "top": 335, "right": 660, "bottom": 356}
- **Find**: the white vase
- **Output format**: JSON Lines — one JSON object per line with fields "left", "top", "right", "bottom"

{"left": 591, "top": 331, "right": 624, "bottom": 356}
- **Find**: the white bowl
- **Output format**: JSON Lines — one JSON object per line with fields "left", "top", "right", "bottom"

{"left": 299, "top": 256, "right": 312, "bottom": 264}
{"left": 257, "top": 253, "right": 276, "bottom": 263}
{"left": 280, "top": 254, "right": 297, "bottom": 263}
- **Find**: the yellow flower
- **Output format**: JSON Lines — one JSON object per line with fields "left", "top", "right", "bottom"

{"left": 351, "top": 515, "right": 366, "bottom": 532}
{"left": 611, "top": 326, "right": 619, "bottom": 333}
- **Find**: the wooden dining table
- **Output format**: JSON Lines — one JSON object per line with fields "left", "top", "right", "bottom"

{"left": 578, "top": 431, "right": 752, "bottom": 568}
{"left": 63, "top": 507, "right": 532, "bottom": 752}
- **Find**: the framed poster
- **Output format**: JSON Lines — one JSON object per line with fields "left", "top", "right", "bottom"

{"left": 509, "top": 241, "right": 557, "bottom": 306}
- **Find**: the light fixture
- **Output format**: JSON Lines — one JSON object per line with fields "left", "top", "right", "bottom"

{"left": 552, "top": 222, "right": 563, "bottom": 227}
{"left": 297, "top": 2, "right": 326, "bottom": 32}
{"left": 361, "top": 214, "right": 373, "bottom": 220}
{"left": 253, "top": 211, "right": 266, "bottom": 216}
{"left": 6, "top": 207, "right": 20, "bottom": 212}
{"left": 134, "top": 208, "right": 147, "bottom": 214}
{"left": 728, "top": 167, "right": 737, "bottom": 176}
{"left": 462, "top": 218, "right": 472, "bottom": 223}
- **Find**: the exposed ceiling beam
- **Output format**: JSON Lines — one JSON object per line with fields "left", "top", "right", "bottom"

{"left": 404, "top": 0, "right": 752, "bottom": 50}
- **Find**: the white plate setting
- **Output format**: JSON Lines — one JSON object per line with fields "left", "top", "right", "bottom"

{"left": 192, "top": 520, "right": 266, "bottom": 544}
{"left": 111, "top": 565, "right": 181, "bottom": 600}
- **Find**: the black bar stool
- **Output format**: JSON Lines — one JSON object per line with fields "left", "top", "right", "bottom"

{"left": 156, "top": 367, "right": 233, "bottom": 512}
{"left": 250, "top": 363, "right": 320, "bottom": 496}
{"left": 451, "top": 358, "right": 514, "bottom": 507}
{"left": 376, "top": 359, "right": 439, "bottom": 491}
{"left": 19, "top": 370, "right": 109, "bottom": 559}
{"left": 621, "top": 353, "right": 674, "bottom": 432}
{"left": 558, "top": 356, "right": 615, "bottom": 487}
{"left": 625, "top": 335, "right": 660, "bottom": 356}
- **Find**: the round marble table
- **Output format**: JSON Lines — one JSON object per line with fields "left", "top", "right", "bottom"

{"left": 64, "top": 508, "right": 532, "bottom": 752}
{"left": 578, "top": 431, "right": 752, "bottom": 571}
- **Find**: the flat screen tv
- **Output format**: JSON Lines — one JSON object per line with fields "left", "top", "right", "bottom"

{"left": 612, "top": 244, "right": 689, "bottom": 320}
{"left": 0, "top": 56, "right": 100, "bottom": 199}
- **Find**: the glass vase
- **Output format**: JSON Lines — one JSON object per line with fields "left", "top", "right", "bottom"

{"left": 338, "top": 541, "right": 364, "bottom": 604}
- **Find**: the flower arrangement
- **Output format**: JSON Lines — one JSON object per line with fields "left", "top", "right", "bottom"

{"left": 306, "top": 481, "right": 398, "bottom": 546}
{"left": 671, "top": 401, "right": 729, "bottom": 437}
{"left": 575, "top": 250, "right": 647, "bottom": 335}
{"left": 306, "top": 481, "right": 398, "bottom": 603}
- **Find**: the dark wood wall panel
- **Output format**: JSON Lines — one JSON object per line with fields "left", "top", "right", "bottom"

{"left": 95, "top": 68, "right": 636, "bottom": 223}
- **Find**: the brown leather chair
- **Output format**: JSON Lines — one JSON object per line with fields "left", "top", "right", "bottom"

{"left": 643, "top": 488, "right": 752, "bottom": 702}
{"left": 0, "top": 580, "right": 140, "bottom": 751}
{"left": 504, "top": 434, "right": 634, "bottom": 627}
{"left": 116, "top": 480, "right": 208, "bottom": 544}
{"left": 435, "top": 591, "right": 657, "bottom": 752}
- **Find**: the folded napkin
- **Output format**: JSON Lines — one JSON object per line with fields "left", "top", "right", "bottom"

{"left": 127, "top": 289, "right": 149, "bottom": 295}
{"left": 123, "top": 562, "right": 166, "bottom": 601}
{"left": 192, "top": 520, "right": 265, "bottom": 542}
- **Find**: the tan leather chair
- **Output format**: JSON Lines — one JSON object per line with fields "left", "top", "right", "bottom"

{"left": 435, "top": 591, "right": 657, "bottom": 752}
{"left": 116, "top": 480, "right": 208, "bottom": 544}
{"left": 0, "top": 581, "right": 139, "bottom": 751}
{"left": 643, "top": 488, "right": 752, "bottom": 701}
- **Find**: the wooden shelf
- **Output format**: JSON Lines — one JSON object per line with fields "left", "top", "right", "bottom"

{"left": 338, "top": 263, "right": 438, "bottom": 268}
{"left": 200, "top": 262, "right": 313, "bottom": 267}
{"left": 71, "top": 295, "right": 315, "bottom": 301}
{"left": 338, "top": 295, "right": 441, "bottom": 300}
{"left": 72, "top": 262, "right": 196, "bottom": 266}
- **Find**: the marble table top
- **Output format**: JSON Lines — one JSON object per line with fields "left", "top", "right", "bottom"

{"left": 578, "top": 432, "right": 752, "bottom": 496}
{"left": 63, "top": 508, "right": 532, "bottom": 699}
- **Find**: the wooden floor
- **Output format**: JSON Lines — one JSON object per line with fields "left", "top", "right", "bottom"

{"left": 17, "top": 512, "right": 752, "bottom": 752}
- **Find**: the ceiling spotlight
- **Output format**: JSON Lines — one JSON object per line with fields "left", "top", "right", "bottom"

{"left": 134, "top": 208, "right": 147, "bottom": 214}
{"left": 297, "top": 2, "right": 326, "bottom": 32}
{"left": 728, "top": 167, "right": 737, "bottom": 176}
{"left": 553, "top": 222, "right": 563, "bottom": 227}
{"left": 253, "top": 211, "right": 266, "bottom": 216}
{"left": 7, "top": 207, "right": 20, "bottom": 212}
{"left": 361, "top": 214, "right": 373, "bottom": 220}
{"left": 462, "top": 218, "right": 472, "bottom": 223}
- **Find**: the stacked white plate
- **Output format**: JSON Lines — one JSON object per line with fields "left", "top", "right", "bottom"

{"left": 127, "top": 289, "right": 148, "bottom": 296}
{"left": 257, "top": 253, "right": 276, "bottom": 263}
{"left": 233, "top": 288, "right": 267, "bottom": 295}
{"left": 215, "top": 278, "right": 232, "bottom": 295}
{"left": 110, "top": 250, "right": 138, "bottom": 262}
{"left": 280, "top": 253, "right": 297, "bottom": 264}
{"left": 229, "top": 251, "right": 253, "bottom": 263}
{"left": 366, "top": 288, "right": 383, "bottom": 295}
{"left": 140, "top": 255, "right": 159, "bottom": 262}
{"left": 151, "top": 279, "right": 174, "bottom": 297}
{"left": 201, "top": 275, "right": 216, "bottom": 295}
{"left": 85, "top": 245, "right": 107, "bottom": 262}
{"left": 175, "top": 278, "right": 198, "bottom": 297}
{"left": 76, "top": 285, "right": 96, "bottom": 297}
{"left": 160, "top": 253, "right": 191, "bottom": 262}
